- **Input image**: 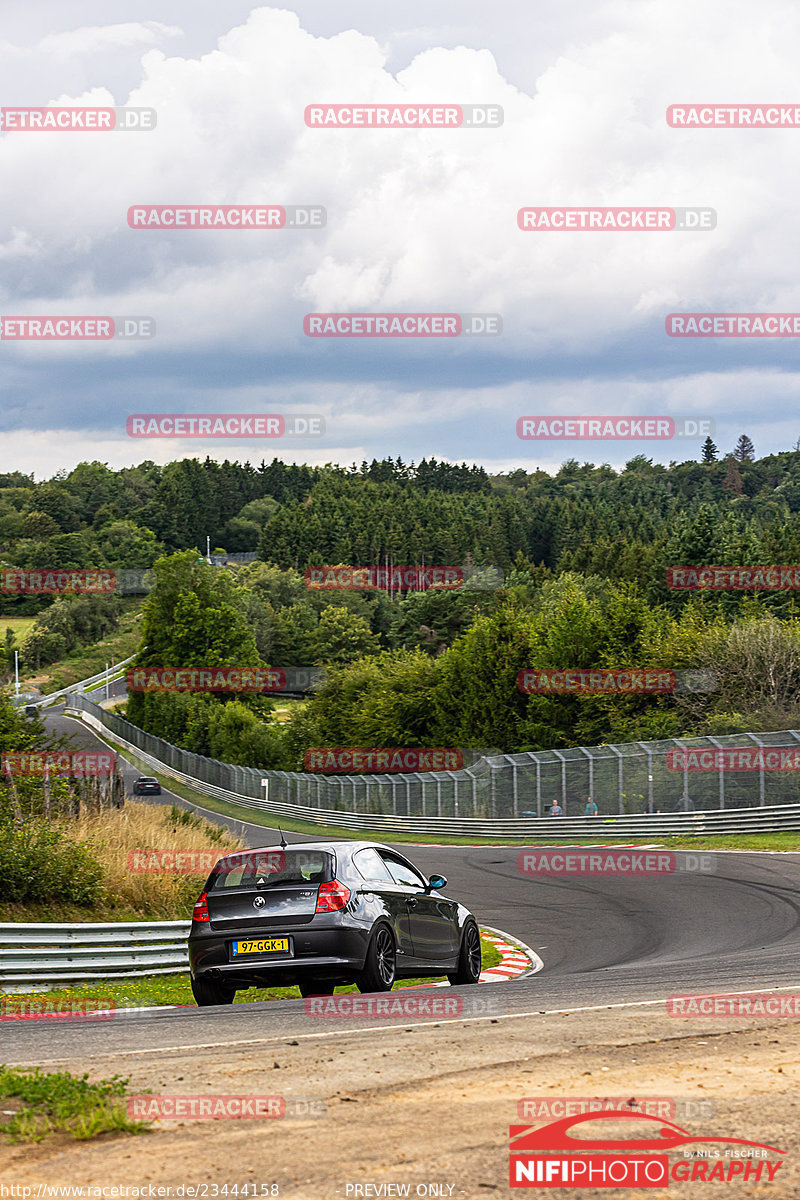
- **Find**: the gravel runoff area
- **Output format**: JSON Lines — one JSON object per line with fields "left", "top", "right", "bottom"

{"left": 1, "top": 1002, "right": 798, "bottom": 1199}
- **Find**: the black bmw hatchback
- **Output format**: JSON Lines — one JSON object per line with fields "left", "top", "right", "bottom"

{"left": 187, "top": 840, "right": 482, "bottom": 1005}
{"left": 132, "top": 776, "right": 162, "bottom": 795}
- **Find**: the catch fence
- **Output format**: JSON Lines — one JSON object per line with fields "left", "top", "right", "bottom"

{"left": 64, "top": 694, "right": 800, "bottom": 819}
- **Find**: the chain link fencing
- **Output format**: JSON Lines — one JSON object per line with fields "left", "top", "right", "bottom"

{"left": 64, "top": 694, "right": 800, "bottom": 818}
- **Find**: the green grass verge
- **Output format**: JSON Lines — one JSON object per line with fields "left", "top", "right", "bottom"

{"left": 646, "top": 832, "right": 800, "bottom": 851}
{"left": 0, "top": 617, "right": 36, "bottom": 645}
{"left": 0, "top": 1065, "right": 149, "bottom": 1143}
{"left": 1, "top": 936, "right": 502, "bottom": 1011}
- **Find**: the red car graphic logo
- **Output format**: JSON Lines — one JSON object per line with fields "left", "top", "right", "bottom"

{"left": 510, "top": 1110, "right": 784, "bottom": 1155}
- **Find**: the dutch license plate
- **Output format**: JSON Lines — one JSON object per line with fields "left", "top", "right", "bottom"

{"left": 232, "top": 938, "right": 291, "bottom": 957}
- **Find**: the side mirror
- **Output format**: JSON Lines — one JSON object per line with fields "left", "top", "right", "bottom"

{"left": 427, "top": 874, "right": 447, "bottom": 891}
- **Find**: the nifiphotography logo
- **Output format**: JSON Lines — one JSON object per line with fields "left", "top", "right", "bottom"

{"left": 508, "top": 1110, "right": 785, "bottom": 1188}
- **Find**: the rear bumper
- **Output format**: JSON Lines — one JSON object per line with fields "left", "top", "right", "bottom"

{"left": 188, "top": 924, "right": 369, "bottom": 987}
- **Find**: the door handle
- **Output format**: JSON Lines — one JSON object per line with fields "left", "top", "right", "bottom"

{"left": 406, "top": 898, "right": 417, "bottom": 908}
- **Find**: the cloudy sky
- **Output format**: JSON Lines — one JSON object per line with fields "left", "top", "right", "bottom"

{"left": 1, "top": 0, "right": 798, "bottom": 478}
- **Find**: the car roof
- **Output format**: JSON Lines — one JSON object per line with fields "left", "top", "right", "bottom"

{"left": 213, "top": 839, "right": 407, "bottom": 864}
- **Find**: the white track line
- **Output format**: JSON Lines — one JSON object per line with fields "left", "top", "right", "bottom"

{"left": 19, "top": 982, "right": 800, "bottom": 1068}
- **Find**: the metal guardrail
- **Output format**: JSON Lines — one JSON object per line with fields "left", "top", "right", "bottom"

{"left": 0, "top": 921, "right": 190, "bottom": 992}
{"left": 10, "top": 653, "right": 138, "bottom": 710}
{"left": 66, "top": 698, "right": 800, "bottom": 837}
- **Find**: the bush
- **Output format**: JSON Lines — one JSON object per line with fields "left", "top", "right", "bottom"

{"left": 0, "top": 819, "right": 104, "bottom": 906}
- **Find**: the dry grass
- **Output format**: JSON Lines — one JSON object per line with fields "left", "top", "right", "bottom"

{"left": 64, "top": 802, "right": 244, "bottom": 920}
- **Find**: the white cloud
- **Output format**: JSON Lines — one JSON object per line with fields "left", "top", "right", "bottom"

{"left": 0, "top": 1, "right": 798, "bottom": 466}
{"left": 38, "top": 22, "right": 183, "bottom": 59}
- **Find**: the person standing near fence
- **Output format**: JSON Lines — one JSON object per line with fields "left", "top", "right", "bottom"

{"left": 584, "top": 795, "right": 598, "bottom": 816}
{"left": 674, "top": 790, "right": 694, "bottom": 812}
{"left": 550, "top": 801, "right": 563, "bottom": 816}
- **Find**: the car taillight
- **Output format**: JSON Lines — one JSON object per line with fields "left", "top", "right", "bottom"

{"left": 192, "top": 891, "right": 210, "bottom": 922}
{"left": 315, "top": 880, "right": 351, "bottom": 913}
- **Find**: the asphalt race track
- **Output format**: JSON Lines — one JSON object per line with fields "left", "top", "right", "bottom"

{"left": 5, "top": 705, "right": 800, "bottom": 1066}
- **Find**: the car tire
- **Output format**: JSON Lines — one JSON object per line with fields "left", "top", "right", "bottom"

{"left": 356, "top": 925, "right": 396, "bottom": 993}
{"left": 298, "top": 980, "right": 336, "bottom": 997}
{"left": 190, "top": 975, "right": 236, "bottom": 1006}
{"left": 447, "top": 921, "right": 482, "bottom": 986}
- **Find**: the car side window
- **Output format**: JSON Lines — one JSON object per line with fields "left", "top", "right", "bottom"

{"left": 352, "top": 848, "right": 395, "bottom": 883}
{"left": 381, "top": 855, "right": 426, "bottom": 889}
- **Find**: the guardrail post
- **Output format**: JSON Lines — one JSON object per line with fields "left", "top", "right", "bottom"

{"left": 578, "top": 747, "right": 593, "bottom": 812}
{"left": 747, "top": 733, "right": 769, "bottom": 806}
{"left": 708, "top": 737, "right": 725, "bottom": 809}
{"left": 511, "top": 760, "right": 518, "bottom": 817}
{"left": 465, "top": 768, "right": 477, "bottom": 816}
{"left": 535, "top": 758, "right": 541, "bottom": 817}
{"left": 436, "top": 777, "right": 442, "bottom": 817}
{"left": 553, "top": 750, "right": 567, "bottom": 815}
{"left": 672, "top": 738, "right": 690, "bottom": 807}
{"left": 608, "top": 745, "right": 624, "bottom": 814}
{"left": 636, "top": 743, "right": 654, "bottom": 814}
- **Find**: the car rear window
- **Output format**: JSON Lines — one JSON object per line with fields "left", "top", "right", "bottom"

{"left": 209, "top": 849, "right": 334, "bottom": 890}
